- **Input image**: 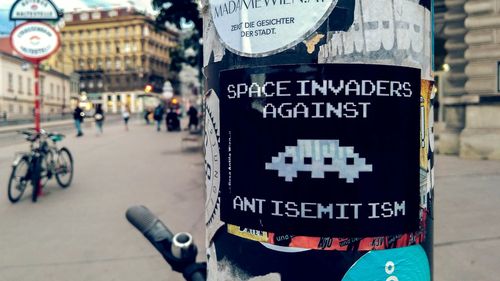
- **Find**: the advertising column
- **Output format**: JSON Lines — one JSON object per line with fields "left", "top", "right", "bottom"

{"left": 203, "top": 0, "right": 435, "bottom": 280}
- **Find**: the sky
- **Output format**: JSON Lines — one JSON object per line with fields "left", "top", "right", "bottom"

{"left": 0, "top": 0, "right": 157, "bottom": 35}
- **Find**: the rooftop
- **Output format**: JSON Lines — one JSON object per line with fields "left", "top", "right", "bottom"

{"left": 63, "top": 7, "right": 151, "bottom": 23}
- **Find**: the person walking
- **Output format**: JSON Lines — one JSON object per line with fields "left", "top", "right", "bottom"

{"left": 153, "top": 104, "right": 165, "bottom": 132}
{"left": 144, "top": 108, "right": 151, "bottom": 125}
{"left": 122, "top": 105, "right": 131, "bottom": 131}
{"left": 94, "top": 104, "right": 105, "bottom": 135}
{"left": 73, "top": 106, "right": 84, "bottom": 137}
{"left": 187, "top": 105, "right": 199, "bottom": 131}
{"left": 166, "top": 107, "right": 180, "bottom": 131}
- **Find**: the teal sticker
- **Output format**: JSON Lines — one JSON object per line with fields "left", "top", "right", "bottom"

{"left": 342, "top": 245, "right": 430, "bottom": 281}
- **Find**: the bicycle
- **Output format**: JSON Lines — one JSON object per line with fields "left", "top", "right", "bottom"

{"left": 8, "top": 129, "right": 74, "bottom": 203}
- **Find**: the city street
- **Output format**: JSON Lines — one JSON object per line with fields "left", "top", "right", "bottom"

{"left": 0, "top": 119, "right": 497, "bottom": 280}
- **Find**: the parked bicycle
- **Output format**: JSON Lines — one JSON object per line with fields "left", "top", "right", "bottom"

{"left": 8, "top": 129, "right": 74, "bottom": 203}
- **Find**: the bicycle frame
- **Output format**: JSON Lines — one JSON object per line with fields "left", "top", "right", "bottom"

{"left": 14, "top": 130, "right": 68, "bottom": 201}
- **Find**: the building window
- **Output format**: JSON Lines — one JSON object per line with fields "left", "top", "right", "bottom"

{"left": 92, "top": 11, "right": 101, "bottom": 19}
{"left": 80, "top": 82, "right": 85, "bottom": 89}
{"left": 96, "top": 42, "right": 102, "bottom": 53}
{"left": 19, "top": 105, "right": 23, "bottom": 114}
{"left": 40, "top": 77, "right": 45, "bottom": 96}
{"left": 69, "top": 44, "right": 74, "bottom": 54}
{"left": 88, "top": 81, "right": 94, "bottom": 88}
{"left": 125, "top": 57, "right": 132, "bottom": 69}
{"left": 106, "top": 58, "right": 112, "bottom": 70}
{"left": 115, "top": 59, "right": 121, "bottom": 70}
{"left": 88, "top": 43, "right": 93, "bottom": 53}
{"left": 124, "top": 42, "right": 131, "bottom": 53}
{"left": 50, "top": 83, "right": 54, "bottom": 100}
{"left": 97, "top": 80, "right": 103, "bottom": 88}
{"left": 108, "top": 10, "right": 118, "bottom": 17}
{"left": 27, "top": 77, "right": 32, "bottom": 95}
{"left": 79, "top": 59, "right": 85, "bottom": 69}
{"left": 7, "top": 72, "right": 13, "bottom": 91}
{"left": 18, "top": 75, "right": 23, "bottom": 93}
{"left": 79, "top": 43, "right": 83, "bottom": 54}
{"left": 8, "top": 104, "right": 13, "bottom": 113}
{"left": 80, "top": 13, "right": 89, "bottom": 21}
{"left": 56, "top": 85, "right": 60, "bottom": 100}
{"left": 64, "top": 14, "right": 73, "bottom": 22}
{"left": 105, "top": 42, "right": 111, "bottom": 54}
{"left": 97, "top": 58, "right": 103, "bottom": 69}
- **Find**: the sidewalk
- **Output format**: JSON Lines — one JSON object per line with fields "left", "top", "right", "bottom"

{"left": 0, "top": 119, "right": 73, "bottom": 133}
{"left": 434, "top": 155, "right": 500, "bottom": 281}
{"left": 0, "top": 114, "right": 124, "bottom": 134}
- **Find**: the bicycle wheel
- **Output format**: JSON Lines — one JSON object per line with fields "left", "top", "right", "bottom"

{"left": 39, "top": 153, "right": 50, "bottom": 187}
{"left": 55, "top": 147, "right": 73, "bottom": 188}
{"left": 7, "top": 156, "right": 30, "bottom": 203}
{"left": 31, "top": 155, "right": 42, "bottom": 203}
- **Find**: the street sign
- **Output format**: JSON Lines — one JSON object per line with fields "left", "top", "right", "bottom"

{"left": 9, "top": 0, "right": 61, "bottom": 20}
{"left": 9, "top": 21, "right": 60, "bottom": 63}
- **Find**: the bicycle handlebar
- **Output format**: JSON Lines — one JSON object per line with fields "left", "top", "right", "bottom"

{"left": 126, "top": 205, "right": 207, "bottom": 281}
{"left": 18, "top": 129, "right": 65, "bottom": 142}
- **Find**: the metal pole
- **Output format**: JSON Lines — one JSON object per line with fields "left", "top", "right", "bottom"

{"left": 203, "top": 1, "right": 434, "bottom": 280}
{"left": 34, "top": 63, "right": 41, "bottom": 132}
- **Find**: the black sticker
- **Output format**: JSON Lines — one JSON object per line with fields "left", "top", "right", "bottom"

{"left": 218, "top": 64, "right": 421, "bottom": 237}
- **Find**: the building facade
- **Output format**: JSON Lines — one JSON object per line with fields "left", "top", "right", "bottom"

{"left": 0, "top": 51, "right": 76, "bottom": 121}
{"left": 46, "top": 7, "right": 177, "bottom": 114}
{"left": 436, "top": 1, "right": 500, "bottom": 160}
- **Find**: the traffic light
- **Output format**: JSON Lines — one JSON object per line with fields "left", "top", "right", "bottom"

{"left": 144, "top": 84, "right": 153, "bottom": 93}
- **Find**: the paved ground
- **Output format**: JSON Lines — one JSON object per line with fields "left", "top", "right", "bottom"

{"left": 434, "top": 156, "right": 500, "bottom": 281}
{"left": 0, "top": 119, "right": 497, "bottom": 281}
{"left": 0, "top": 119, "right": 205, "bottom": 281}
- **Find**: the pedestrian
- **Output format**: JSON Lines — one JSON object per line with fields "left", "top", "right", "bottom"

{"left": 73, "top": 106, "right": 84, "bottom": 137}
{"left": 166, "top": 107, "right": 180, "bottom": 131}
{"left": 122, "top": 105, "right": 131, "bottom": 131}
{"left": 144, "top": 109, "right": 151, "bottom": 125}
{"left": 153, "top": 104, "right": 165, "bottom": 132}
{"left": 187, "top": 105, "right": 199, "bottom": 131}
{"left": 94, "top": 104, "right": 105, "bottom": 135}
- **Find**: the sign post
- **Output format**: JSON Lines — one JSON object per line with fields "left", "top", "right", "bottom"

{"left": 203, "top": 0, "right": 435, "bottom": 280}
{"left": 34, "top": 63, "right": 40, "bottom": 132}
{"left": 9, "top": 20, "right": 61, "bottom": 133}
{"left": 9, "top": 0, "right": 61, "bottom": 21}
{"left": 9, "top": 0, "right": 61, "bottom": 198}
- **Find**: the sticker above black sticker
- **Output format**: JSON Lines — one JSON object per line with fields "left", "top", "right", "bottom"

{"left": 219, "top": 64, "right": 421, "bottom": 237}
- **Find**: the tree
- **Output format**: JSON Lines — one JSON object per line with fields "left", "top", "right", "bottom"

{"left": 152, "top": 0, "right": 202, "bottom": 95}
{"left": 152, "top": 0, "right": 202, "bottom": 33}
